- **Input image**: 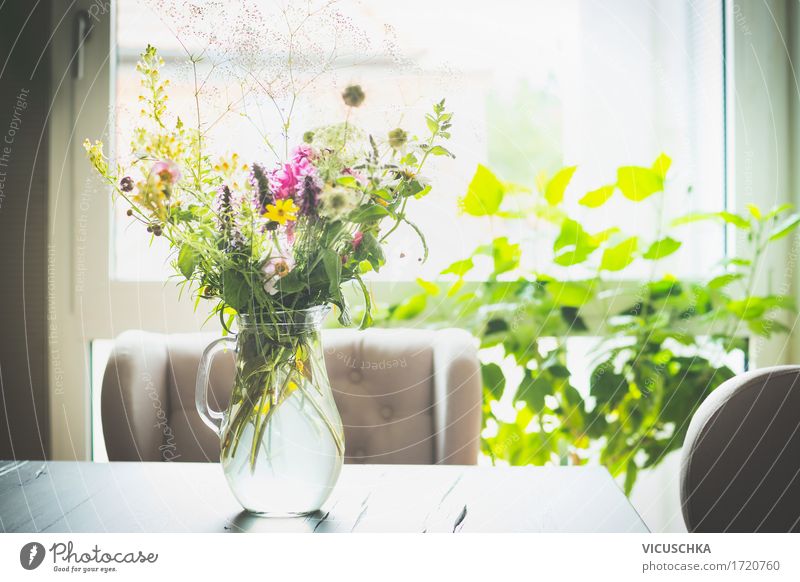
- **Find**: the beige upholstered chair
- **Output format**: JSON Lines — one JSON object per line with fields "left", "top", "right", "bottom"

{"left": 101, "top": 328, "right": 482, "bottom": 465}
{"left": 680, "top": 365, "right": 800, "bottom": 532}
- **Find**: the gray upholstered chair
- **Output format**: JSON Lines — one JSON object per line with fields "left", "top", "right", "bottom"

{"left": 680, "top": 365, "right": 800, "bottom": 532}
{"left": 101, "top": 328, "right": 482, "bottom": 465}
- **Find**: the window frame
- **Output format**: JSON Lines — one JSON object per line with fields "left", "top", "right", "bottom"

{"left": 48, "top": 0, "right": 796, "bottom": 461}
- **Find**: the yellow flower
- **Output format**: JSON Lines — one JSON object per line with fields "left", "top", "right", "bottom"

{"left": 264, "top": 198, "right": 299, "bottom": 225}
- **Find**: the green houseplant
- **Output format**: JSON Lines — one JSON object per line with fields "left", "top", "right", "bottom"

{"left": 380, "top": 154, "right": 798, "bottom": 493}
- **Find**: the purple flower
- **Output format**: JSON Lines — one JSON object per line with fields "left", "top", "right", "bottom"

{"left": 298, "top": 174, "right": 321, "bottom": 218}
{"left": 214, "top": 185, "right": 234, "bottom": 230}
{"left": 250, "top": 163, "right": 273, "bottom": 213}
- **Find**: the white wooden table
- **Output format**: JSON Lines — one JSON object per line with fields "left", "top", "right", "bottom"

{"left": 0, "top": 461, "right": 648, "bottom": 532}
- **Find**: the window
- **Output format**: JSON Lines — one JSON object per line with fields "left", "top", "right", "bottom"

{"left": 112, "top": 0, "right": 724, "bottom": 282}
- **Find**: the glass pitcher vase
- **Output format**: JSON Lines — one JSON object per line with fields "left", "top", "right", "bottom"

{"left": 195, "top": 305, "right": 344, "bottom": 515}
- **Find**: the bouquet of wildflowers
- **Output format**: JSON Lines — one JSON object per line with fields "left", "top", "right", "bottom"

{"left": 84, "top": 46, "right": 454, "bottom": 468}
{"left": 85, "top": 46, "right": 453, "bottom": 330}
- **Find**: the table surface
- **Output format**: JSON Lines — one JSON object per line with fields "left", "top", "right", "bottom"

{"left": 0, "top": 461, "right": 648, "bottom": 533}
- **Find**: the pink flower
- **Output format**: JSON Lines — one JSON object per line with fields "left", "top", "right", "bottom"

{"left": 352, "top": 231, "right": 363, "bottom": 250}
{"left": 291, "top": 144, "right": 315, "bottom": 163}
{"left": 150, "top": 160, "right": 181, "bottom": 184}
{"left": 268, "top": 163, "right": 300, "bottom": 199}
{"left": 342, "top": 167, "right": 367, "bottom": 185}
{"left": 268, "top": 150, "right": 318, "bottom": 200}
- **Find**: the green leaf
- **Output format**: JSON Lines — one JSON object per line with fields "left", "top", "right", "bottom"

{"left": 747, "top": 318, "right": 791, "bottom": 338}
{"left": 765, "top": 203, "right": 793, "bottom": 220}
{"left": 553, "top": 219, "right": 599, "bottom": 266}
{"left": 768, "top": 213, "right": 800, "bottom": 241}
{"left": 617, "top": 166, "right": 663, "bottom": 201}
{"left": 336, "top": 175, "right": 359, "bottom": 188}
{"left": 425, "top": 115, "right": 438, "bottom": 134}
{"left": 427, "top": 145, "right": 454, "bottom": 157}
{"left": 590, "top": 365, "right": 628, "bottom": 410}
{"left": 642, "top": 237, "right": 681, "bottom": 260}
{"left": 321, "top": 249, "right": 343, "bottom": 295}
{"left": 354, "top": 274, "right": 373, "bottom": 330}
{"left": 600, "top": 237, "right": 638, "bottom": 271}
{"left": 579, "top": 185, "right": 615, "bottom": 208}
{"left": 624, "top": 458, "right": 638, "bottom": 495}
{"left": 516, "top": 370, "right": 549, "bottom": 411}
{"left": 543, "top": 166, "right": 577, "bottom": 205}
{"left": 416, "top": 278, "right": 440, "bottom": 296}
{"left": 746, "top": 203, "right": 762, "bottom": 220}
{"left": 177, "top": 244, "right": 198, "bottom": 279}
{"left": 391, "top": 293, "right": 427, "bottom": 320}
{"left": 221, "top": 269, "right": 250, "bottom": 312}
{"left": 491, "top": 237, "right": 521, "bottom": 275}
{"left": 441, "top": 257, "right": 474, "bottom": 277}
{"left": 725, "top": 295, "right": 794, "bottom": 320}
{"left": 348, "top": 204, "right": 391, "bottom": 223}
{"left": 414, "top": 184, "right": 432, "bottom": 199}
{"left": 481, "top": 362, "right": 506, "bottom": 400}
{"left": 460, "top": 164, "right": 504, "bottom": 216}
{"left": 718, "top": 211, "right": 751, "bottom": 229}
{"left": 359, "top": 232, "right": 385, "bottom": 271}
{"left": 671, "top": 211, "right": 750, "bottom": 229}
{"left": 708, "top": 273, "right": 743, "bottom": 289}
{"left": 546, "top": 281, "right": 594, "bottom": 307}
{"left": 651, "top": 152, "right": 672, "bottom": 180}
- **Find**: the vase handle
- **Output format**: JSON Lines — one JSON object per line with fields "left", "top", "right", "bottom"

{"left": 196, "top": 336, "right": 236, "bottom": 435}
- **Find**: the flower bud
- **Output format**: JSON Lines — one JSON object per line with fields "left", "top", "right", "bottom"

{"left": 342, "top": 85, "right": 365, "bottom": 108}
{"left": 388, "top": 128, "right": 407, "bottom": 149}
{"left": 120, "top": 176, "right": 134, "bottom": 192}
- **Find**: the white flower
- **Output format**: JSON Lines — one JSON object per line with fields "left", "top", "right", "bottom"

{"left": 317, "top": 185, "right": 359, "bottom": 220}
{"left": 261, "top": 256, "right": 295, "bottom": 295}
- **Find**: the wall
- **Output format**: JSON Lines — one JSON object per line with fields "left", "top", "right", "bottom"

{"left": 0, "top": 1, "right": 52, "bottom": 460}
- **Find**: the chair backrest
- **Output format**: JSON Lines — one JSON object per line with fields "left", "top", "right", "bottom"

{"left": 102, "top": 327, "right": 482, "bottom": 465}
{"left": 680, "top": 365, "right": 800, "bottom": 532}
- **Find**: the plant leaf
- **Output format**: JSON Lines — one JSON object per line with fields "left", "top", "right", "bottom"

{"left": 491, "top": 237, "right": 521, "bottom": 275}
{"left": 642, "top": 237, "right": 681, "bottom": 260}
{"left": 460, "top": 164, "right": 504, "bottom": 216}
{"left": 579, "top": 185, "right": 615, "bottom": 208}
{"left": 442, "top": 257, "right": 474, "bottom": 277}
{"left": 708, "top": 273, "right": 743, "bottom": 289}
{"left": 481, "top": 362, "right": 506, "bottom": 400}
{"left": 769, "top": 213, "right": 800, "bottom": 241}
{"left": 391, "top": 293, "right": 427, "bottom": 320}
{"left": 221, "top": 269, "right": 250, "bottom": 312}
{"left": 600, "top": 237, "right": 638, "bottom": 271}
{"left": 416, "top": 278, "right": 440, "bottom": 295}
{"left": 546, "top": 281, "right": 595, "bottom": 307}
{"left": 544, "top": 165, "right": 577, "bottom": 205}
{"left": 617, "top": 166, "right": 663, "bottom": 201}
{"left": 516, "top": 370, "right": 549, "bottom": 411}
{"left": 651, "top": 152, "right": 672, "bottom": 180}
{"left": 553, "top": 219, "right": 599, "bottom": 266}
{"left": 177, "top": 244, "right": 198, "bottom": 279}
